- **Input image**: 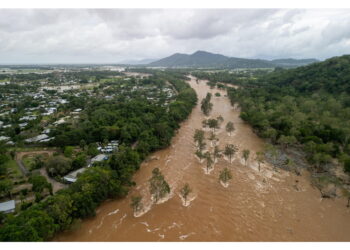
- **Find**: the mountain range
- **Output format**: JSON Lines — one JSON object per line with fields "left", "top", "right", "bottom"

{"left": 148, "top": 50, "right": 319, "bottom": 69}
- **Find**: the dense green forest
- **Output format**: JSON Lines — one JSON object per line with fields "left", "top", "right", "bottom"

{"left": 0, "top": 72, "right": 197, "bottom": 241}
{"left": 226, "top": 55, "right": 350, "bottom": 173}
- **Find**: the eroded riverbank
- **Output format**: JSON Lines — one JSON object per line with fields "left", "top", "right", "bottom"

{"left": 56, "top": 76, "right": 350, "bottom": 241}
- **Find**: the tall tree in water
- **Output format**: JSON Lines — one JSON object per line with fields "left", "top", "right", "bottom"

{"left": 205, "top": 152, "right": 214, "bottom": 173}
{"left": 149, "top": 168, "right": 170, "bottom": 203}
{"left": 242, "top": 149, "right": 250, "bottom": 166}
{"left": 219, "top": 168, "right": 232, "bottom": 187}
{"left": 194, "top": 129, "right": 206, "bottom": 161}
{"left": 195, "top": 150, "right": 205, "bottom": 162}
{"left": 202, "top": 119, "right": 208, "bottom": 129}
{"left": 213, "top": 145, "right": 222, "bottom": 163}
{"left": 224, "top": 144, "right": 238, "bottom": 163}
{"left": 255, "top": 151, "right": 265, "bottom": 172}
{"left": 225, "top": 121, "right": 235, "bottom": 136}
{"left": 201, "top": 93, "right": 213, "bottom": 116}
{"left": 207, "top": 118, "right": 220, "bottom": 133}
{"left": 180, "top": 183, "right": 192, "bottom": 206}
{"left": 208, "top": 131, "right": 218, "bottom": 147}
{"left": 130, "top": 195, "right": 143, "bottom": 215}
{"left": 194, "top": 129, "right": 205, "bottom": 148}
{"left": 217, "top": 115, "right": 224, "bottom": 125}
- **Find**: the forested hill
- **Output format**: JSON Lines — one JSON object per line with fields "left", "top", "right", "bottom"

{"left": 149, "top": 50, "right": 318, "bottom": 69}
{"left": 260, "top": 55, "right": 350, "bottom": 93}
{"left": 226, "top": 54, "right": 350, "bottom": 180}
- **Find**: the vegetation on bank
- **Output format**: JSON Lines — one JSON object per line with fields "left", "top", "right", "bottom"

{"left": 0, "top": 72, "right": 197, "bottom": 241}
{"left": 227, "top": 55, "right": 350, "bottom": 175}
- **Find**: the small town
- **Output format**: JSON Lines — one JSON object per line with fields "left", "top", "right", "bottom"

{"left": 0, "top": 66, "right": 177, "bottom": 215}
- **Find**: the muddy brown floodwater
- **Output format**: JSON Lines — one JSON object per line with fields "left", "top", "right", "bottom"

{"left": 56, "top": 76, "right": 350, "bottom": 241}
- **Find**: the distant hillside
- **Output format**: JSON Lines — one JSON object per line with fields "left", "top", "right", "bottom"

{"left": 261, "top": 54, "right": 350, "bottom": 93}
{"left": 271, "top": 58, "right": 319, "bottom": 67}
{"left": 148, "top": 50, "right": 319, "bottom": 69}
{"left": 119, "top": 58, "right": 158, "bottom": 65}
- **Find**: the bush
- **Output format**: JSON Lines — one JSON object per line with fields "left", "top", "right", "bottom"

{"left": 45, "top": 155, "right": 72, "bottom": 177}
{"left": 344, "top": 158, "right": 350, "bottom": 173}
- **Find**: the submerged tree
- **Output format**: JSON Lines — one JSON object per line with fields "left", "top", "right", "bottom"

{"left": 217, "top": 115, "right": 224, "bottom": 124}
{"left": 195, "top": 150, "right": 205, "bottom": 162}
{"left": 213, "top": 145, "right": 222, "bottom": 163}
{"left": 207, "top": 118, "right": 220, "bottom": 133}
{"left": 219, "top": 168, "right": 232, "bottom": 186}
{"left": 224, "top": 144, "right": 238, "bottom": 163}
{"left": 242, "top": 149, "right": 250, "bottom": 166}
{"left": 225, "top": 121, "right": 235, "bottom": 136}
{"left": 149, "top": 168, "right": 170, "bottom": 203}
{"left": 202, "top": 119, "right": 208, "bottom": 129}
{"left": 180, "top": 183, "right": 192, "bottom": 206}
{"left": 255, "top": 151, "right": 265, "bottom": 172}
{"left": 130, "top": 195, "right": 143, "bottom": 215}
{"left": 201, "top": 93, "right": 213, "bottom": 116}
{"left": 194, "top": 129, "right": 205, "bottom": 147}
{"left": 208, "top": 131, "right": 218, "bottom": 147}
{"left": 205, "top": 152, "right": 214, "bottom": 173}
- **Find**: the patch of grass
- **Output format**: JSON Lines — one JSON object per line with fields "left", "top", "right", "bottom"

{"left": 4, "top": 160, "right": 22, "bottom": 178}
{"left": 22, "top": 156, "right": 35, "bottom": 169}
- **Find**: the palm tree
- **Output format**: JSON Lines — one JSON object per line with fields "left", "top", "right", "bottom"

{"left": 180, "top": 183, "right": 192, "bottom": 206}
{"left": 255, "top": 151, "right": 265, "bottom": 172}
{"left": 242, "top": 149, "right": 250, "bottom": 166}
{"left": 225, "top": 121, "right": 235, "bottom": 136}
{"left": 219, "top": 168, "right": 232, "bottom": 186}
{"left": 224, "top": 144, "right": 238, "bottom": 163}
{"left": 213, "top": 146, "right": 222, "bottom": 163}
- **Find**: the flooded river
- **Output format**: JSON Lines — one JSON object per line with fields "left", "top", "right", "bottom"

{"left": 56, "top": 76, "right": 350, "bottom": 241}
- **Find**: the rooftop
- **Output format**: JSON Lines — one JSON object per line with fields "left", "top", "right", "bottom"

{"left": 0, "top": 200, "right": 15, "bottom": 213}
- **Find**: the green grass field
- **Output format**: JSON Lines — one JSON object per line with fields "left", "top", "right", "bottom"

{"left": 4, "top": 159, "right": 22, "bottom": 178}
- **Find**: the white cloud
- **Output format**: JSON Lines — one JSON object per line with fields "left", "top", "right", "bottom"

{"left": 0, "top": 9, "right": 349, "bottom": 63}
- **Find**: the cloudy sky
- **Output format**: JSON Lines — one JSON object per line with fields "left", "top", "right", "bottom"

{"left": 0, "top": 8, "right": 350, "bottom": 64}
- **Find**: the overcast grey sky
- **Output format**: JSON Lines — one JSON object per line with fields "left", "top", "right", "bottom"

{"left": 0, "top": 9, "right": 350, "bottom": 64}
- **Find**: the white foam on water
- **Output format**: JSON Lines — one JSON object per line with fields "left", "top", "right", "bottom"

{"left": 179, "top": 232, "right": 195, "bottom": 240}
{"left": 194, "top": 155, "right": 205, "bottom": 163}
{"left": 167, "top": 222, "right": 181, "bottom": 230}
{"left": 96, "top": 213, "right": 110, "bottom": 229}
{"left": 140, "top": 221, "right": 149, "bottom": 227}
{"left": 113, "top": 214, "right": 127, "bottom": 229}
{"left": 146, "top": 227, "right": 160, "bottom": 233}
{"left": 151, "top": 191, "right": 173, "bottom": 205}
{"left": 183, "top": 163, "right": 191, "bottom": 170}
{"left": 220, "top": 180, "right": 229, "bottom": 188}
{"left": 108, "top": 209, "right": 119, "bottom": 216}
{"left": 179, "top": 193, "right": 197, "bottom": 207}
{"left": 202, "top": 166, "right": 214, "bottom": 175}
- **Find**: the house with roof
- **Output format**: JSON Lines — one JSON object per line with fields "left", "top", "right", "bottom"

{"left": 0, "top": 200, "right": 15, "bottom": 214}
